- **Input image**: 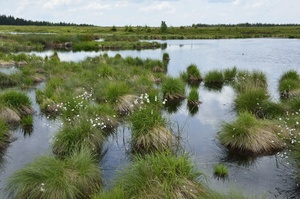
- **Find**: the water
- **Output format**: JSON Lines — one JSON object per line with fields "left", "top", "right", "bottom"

{"left": 4, "top": 38, "right": 300, "bottom": 198}
{"left": 0, "top": 86, "right": 60, "bottom": 196}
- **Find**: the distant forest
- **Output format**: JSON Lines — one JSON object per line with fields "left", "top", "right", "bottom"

{"left": 0, "top": 15, "right": 93, "bottom": 26}
{"left": 193, "top": 23, "right": 299, "bottom": 27}
{"left": 0, "top": 14, "right": 299, "bottom": 27}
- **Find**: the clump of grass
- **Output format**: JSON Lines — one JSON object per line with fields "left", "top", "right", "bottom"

{"left": 255, "top": 100, "right": 285, "bottom": 119}
{"left": 114, "top": 152, "right": 204, "bottom": 198}
{"left": 6, "top": 147, "right": 101, "bottom": 199}
{"left": 103, "top": 81, "right": 131, "bottom": 103}
{"left": 83, "top": 103, "right": 118, "bottom": 133}
{"left": 0, "top": 72, "right": 18, "bottom": 87}
{"left": 235, "top": 70, "right": 267, "bottom": 93}
{"left": 181, "top": 64, "right": 202, "bottom": 85}
{"left": 234, "top": 87, "right": 269, "bottom": 116}
{"left": 279, "top": 70, "right": 300, "bottom": 98}
{"left": 129, "top": 106, "right": 173, "bottom": 153}
{"left": 218, "top": 112, "right": 286, "bottom": 155}
{"left": 98, "top": 64, "right": 115, "bottom": 79}
{"left": 21, "top": 115, "right": 34, "bottom": 135}
{"left": 213, "top": 163, "right": 229, "bottom": 178}
{"left": 223, "top": 67, "right": 237, "bottom": 82}
{"left": 0, "top": 90, "right": 33, "bottom": 115}
{"left": 187, "top": 87, "right": 201, "bottom": 106}
{"left": 204, "top": 70, "right": 224, "bottom": 84}
{"left": 53, "top": 117, "right": 105, "bottom": 158}
{"left": 162, "top": 76, "right": 185, "bottom": 101}
{"left": 92, "top": 185, "right": 125, "bottom": 199}
{"left": 162, "top": 52, "right": 170, "bottom": 61}
{"left": 0, "top": 90, "right": 31, "bottom": 109}
{"left": 117, "top": 94, "right": 141, "bottom": 115}
{"left": 0, "top": 119, "right": 11, "bottom": 151}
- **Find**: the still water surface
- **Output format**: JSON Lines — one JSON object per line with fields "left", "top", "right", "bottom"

{"left": 1, "top": 39, "right": 300, "bottom": 198}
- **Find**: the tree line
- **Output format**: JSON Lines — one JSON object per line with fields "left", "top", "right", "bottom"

{"left": 193, "top": 22, "right": 299, "bottom": 27}
{"left": 0, "top": 15, "right": 93, "bottom": 26}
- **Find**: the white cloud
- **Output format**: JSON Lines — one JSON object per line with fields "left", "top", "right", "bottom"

{"left": 138, "top": 2, "right": 172, "bottom": 12}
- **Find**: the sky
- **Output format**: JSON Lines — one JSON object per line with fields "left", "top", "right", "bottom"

{"left": 0, "top": 0, "right": 299, "bottom": 26}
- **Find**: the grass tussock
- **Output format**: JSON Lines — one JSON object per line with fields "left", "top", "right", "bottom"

{"left": 162, "top": 76, "right": 185, "bottom": 101}
{"left": 117, "top": 94, "right": 141, "bottom": 115}
{"left": 181, "top": 64, "right": 202, "bottom": 85}
{"left": 279, "top": 70, "right": 300, "bottom": 99}
{"left": 187, "top": 87, "right": 201, "bottom": 106}
{"left": 213, "top": 163, "right": 229, "bottom": 178}
{"left": 0, "top": 72, "right": 18, "bottom": 87}
{"left": 53, "top": 117, "right": 105, "bottom": 158}
{"left": 218, "top": 112, "right": 287, "bottom": 155}
{"left": 235, "top": 70, "right": 267, "bottom": 93}
{"left": 6, "top": 147, "right": 101, "bottom": 199}
{"left": 204, "top": 70, "right": 224, "bottom": 84}
{"left": 0, "top": 90, "right": 33, "bottom": 115}
{"left": 114, "top": 152, "right": 205, "bottom": 199}
{"left": 234, "top": 87, "right": 269, "bottom": 116}
{"left": 130, "top": 106, "right": 173, "bottom": 153}
{"left": 223, "top": 67, "right": 237, "bottom": 82}
{"left": 0, "top": 119, "right": 11, "bottom": 151}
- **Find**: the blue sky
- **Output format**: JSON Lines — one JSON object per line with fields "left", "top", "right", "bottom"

{"left": 0, "top": 0, "right": 299, "bottom": 26}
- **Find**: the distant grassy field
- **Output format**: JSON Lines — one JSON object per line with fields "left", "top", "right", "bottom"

{"left": 0, "top": 25, "right": 300, "bottom": 39}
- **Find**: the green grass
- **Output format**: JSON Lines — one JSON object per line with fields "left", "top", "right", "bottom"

{"left": 0, "top": 90, "right": 32, "bottom": 109}
{"left": 234, "top": 70, "right": 267, "bottom": 93}
{"left": 234, "top": 87, "right": 269, "bottom": 116}
{"left": 223, "top": 67, "right": 237, "bottom": 82}
{"left": 6, "top": 147, "right": 101, "bottom": 199}
{"left": 278, "top": 70, "right": 300, "bottom": 98}
{"left": 129, "top": 105, "right": 173, "bottom": 153}
{"left": 0, "top": 72, "right": 18, "bottom": 87}
{"left": 113, "top": 152, "right": 204, "bottom": 198}
{"left": 187, "top": 64, "right": 201, "bottom": 78}
{"left": 103, "top": 81, "right": 131, "bottom": 103}
{"left": 0, "top": 119, "right": 10, "bottom": 151}
{"left": 213, "top": 163, "right": 229, "bottom": 178}
{"left": 162, "top": 76, "right": 185, "bottom": 100}
{"left": 218, "top": 112, "right": 286, "bottom": 155}
{"left": 53, "top": 117, "right": 105, "bottom": 158}
{"left": 204, "top": 70, "right": 224, "bottom": 84}
{"left": 188, "top": 87, "right": 200, "bottom": 106}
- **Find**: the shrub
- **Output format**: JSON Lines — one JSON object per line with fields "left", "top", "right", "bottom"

{"left": 6, "top": 147, "right": 101, "bottom": 199}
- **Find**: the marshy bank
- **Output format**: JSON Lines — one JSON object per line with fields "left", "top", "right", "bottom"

{"left": 0, "top": 38, "right": 299, "bottom": 198}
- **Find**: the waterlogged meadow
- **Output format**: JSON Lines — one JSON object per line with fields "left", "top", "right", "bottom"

{"left": 0, "top": 38, "right": 300, "bottom": 198}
